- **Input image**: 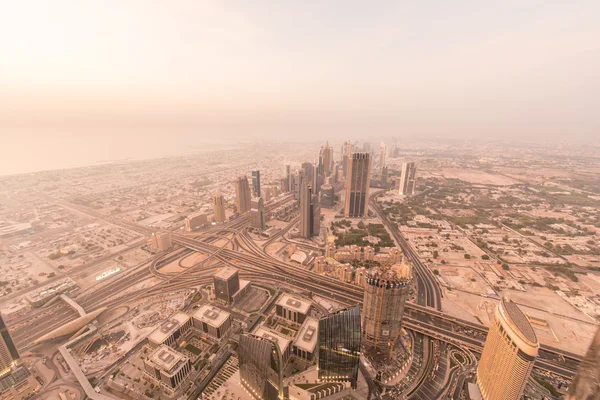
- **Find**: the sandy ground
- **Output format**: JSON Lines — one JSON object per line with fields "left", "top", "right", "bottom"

{"left": 441, "top": 284, "right": 597, "bottom": 355}
{"left": 440, "top": 168, "right": 520, "bottom": 185}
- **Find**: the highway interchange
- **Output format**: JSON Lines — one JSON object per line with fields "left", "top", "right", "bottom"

{"left": 8, "top": 193, "right": 582, "bottom": 398}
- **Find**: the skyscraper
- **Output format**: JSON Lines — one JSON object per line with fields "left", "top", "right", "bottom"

{"left": 239, "top": 333, "right": 284, "bottom": 400}
{"left": 250, "top": 197, "right": 265, "bottom": 230}
{"left": 301, "top": 161, "right": 315, "bottom": 191}
{"left": 213, "top": 267, "right": 240, "bottom": 305}
{"left": 398, "top": 162, "right": 416, "bottom": 195}
{"left": 566, "top": 325, "right": 600, "bottom": 399}
{"left": 342, "top": 141, "right": 353, "bottom": 178}
{"left": 321, "top": 142, "right": 334, "bottom": 177}
{"left": 292, "top": 170, "right": 303, "bottom": 201}
{"left": 379, "top": 141, "right": 387, "bottom": 172}
{"left": 0, "top": 314, "right": 19, "bottom": 373}
{"left": 317, "top": 306, "right": 361, "bottom": 389}
{"left": 285, "top": 165, "right": 292, "bottom": 193}
{"left": 235, "top": 176, "right": 252, "bottom": 214}
{"left": 252, "top": 170, "right": 261, "bottom": 197}
{"left": 476, "top": 298, "right": 539, "bottom": 400}
{"left": 312, "top": 196, "right": 321, "bottom": 237}
{"left": 213, "top": 192, "right": 226, "bottom": 223}
{"left": 344, "top": 153, "right": 371, "bottom": 218}
{"left": 299, "top": 180, "right": 319, "bottom": 238}
{"left": 361, "top": 263, "right": 412, "bottom": 356}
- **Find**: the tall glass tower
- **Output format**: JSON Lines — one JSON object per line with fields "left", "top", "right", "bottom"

{"left": 317, "top": 306, "right": 361, "bottom": 389}
{"left": 239, "top": 333, "right": 284, "bottom": 400}
{"left": 0, "top": 315, "right": 19, "bottom": 372}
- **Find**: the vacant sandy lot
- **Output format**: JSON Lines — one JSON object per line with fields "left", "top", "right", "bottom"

{"left": 440, "top": 168, "right": 519, "bottom": 186}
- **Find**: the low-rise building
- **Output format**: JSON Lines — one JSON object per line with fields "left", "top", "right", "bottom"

{"left": 148, "top": 312, "right": 192, "bottom": 348}
{"left": 276, "top": 294, "right": 311, "bottom": 324}
{"left": 185, "top": 213, "right": 209, "bottom": 232}
{"left": 192, "top": 305, "right": 232, "bottom": 339}
{"left": 143, "top": 345, "right": 192, "bottom": 395}
{"left": 292, "top": 317, "right": 318, "bottom": 361}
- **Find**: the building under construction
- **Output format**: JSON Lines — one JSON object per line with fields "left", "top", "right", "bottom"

{"left": 361, "top": 261, "right": 412, "bottom": 357}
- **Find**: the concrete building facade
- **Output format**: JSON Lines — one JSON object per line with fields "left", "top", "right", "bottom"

{"left": 213, "top": 193, "right": 226, "bottom": 223}
{"left": 235, "top": 176, "right": 252, "bottom": 214}
{"left": 398, "top": 162, "right": 416, "bottom": 195}
{"left": 476, "top": 298, "right": 539, "bottom": 400}
{"left": 344, "top": 153, "right": 371, "bottom": 218}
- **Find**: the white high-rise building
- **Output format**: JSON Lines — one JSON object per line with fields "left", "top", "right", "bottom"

{"left": 398, "top": 162, "right": 416, "bottom": 195}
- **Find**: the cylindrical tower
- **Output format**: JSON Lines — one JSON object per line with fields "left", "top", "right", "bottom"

{"left": 477, "top": 298, "right": 539, "bottom": 400}
{"left": 361, "top": 263, "right": 411, "bottom": 356}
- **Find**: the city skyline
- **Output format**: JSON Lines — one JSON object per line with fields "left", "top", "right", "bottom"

{"left": 0, "top": 2, "right": 598, "bottom": 398}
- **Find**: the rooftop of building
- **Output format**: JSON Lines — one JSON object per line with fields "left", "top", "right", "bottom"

{"left": 213, "top": 266, "right": 239, "bottom": 281}
{"left": 147, "top": 345, "right": 188, "bottom": 374}
{"left": 253, "top": 326, "right": 291, "bottom": 353}
{"left": 277, "top": 293, "right": 311, "bottom": 315}
{"left": 148, "top": 312, "right": 190, "bottom": 345}
{"left": 293, "top": 317, "right": 318, "bottom": 354}
{"left": 366, "top": 265, "right": 412, "bottom": 284}
{"left": 501, "top": 298, "right": 538, "bottom": 344}
{"left": 192, "top": 304, "right": 230, "bottom": 328}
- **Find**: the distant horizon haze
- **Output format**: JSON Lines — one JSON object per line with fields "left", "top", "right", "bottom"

{"left": 1, "top": 1, "right": 599, "bottom": 174}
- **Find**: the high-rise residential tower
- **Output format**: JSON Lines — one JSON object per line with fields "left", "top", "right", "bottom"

{"left": 317, "top": 306, "right": 361, "bottom": 389}
{"left": 0, "top": 314, "right": 19, "bottom": 373}
{"left": 251, "top": 170, "right": 261, "bottom": 197}
{"left": 235, "top": 176, "right": 252, "bottom": 214}
{"left": 476, "top": 298, "right": 539, "bottom": 400}
{"left": 301, "top": 162, "right": 315, "bottom": 191}
{"left": 398, "top": 162, "right": 416, "bottom": 195}
{"left": 213, "top": 193, "right": 226, "bottom": 223}
{"left": 361, "top": 262, "right": 412, "bottom": 356}
{"left": 344, "top": 153, "right": 371, "bottom": 218}
{"left": 379, "top": 142, "right": 387, "bottom": 172}
{"left": 342, "top": 141, "right": 353, "bottom": 178}
{"left": 566, "top": 325, "right": 600, "bottom": 399}
{"left": 292, "top": 170, "right": 303, "bottom": 201}
{"left": 285, "top": 165, "right": 292, "bottom": 193}
{"left": 299, "top": 181, "right": 319, "bottom": 238}
{"left": 239, "top": 333, "right": 284, "bottom": 400}
{"left": 250, "top": 197, "right": 265, "bottom": 230}
{"left": 321, "top": 142, "right": 334, "bottom": 177}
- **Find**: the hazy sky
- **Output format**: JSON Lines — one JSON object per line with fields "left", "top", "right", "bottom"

{"left": 1, "top": 1, "right": 599, "bottom": 173}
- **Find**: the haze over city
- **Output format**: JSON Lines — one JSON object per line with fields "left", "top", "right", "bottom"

{"left": 2, "top": 1, "right": 600, "bottom": 174}
{"left": 1, "top": 2, "right": 600, "bottom": 400}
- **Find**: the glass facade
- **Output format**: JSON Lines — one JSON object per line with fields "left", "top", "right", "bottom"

{"left": 317, "top": 306, "right": 361, "bottom": 389}
{"left": 239, "top": 334, "right": 283, "bottom": 400}
{"left": 0, "top": 315, "right": 19, "bottom": 370}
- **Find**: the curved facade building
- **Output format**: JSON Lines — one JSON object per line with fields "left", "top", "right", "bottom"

{"left": 476, "top": 298, "right": 539, "bottom": 400}
{"left": 239, "top": 333, "right": 284, "bottom": 400}
{"left": 318, "top": 306, "right": 361, "bottom": 389}
{"left": 361, "top": 265, "right": 411, "bottom": 356}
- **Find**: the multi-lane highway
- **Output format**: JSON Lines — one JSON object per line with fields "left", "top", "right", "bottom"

{"left": 9, "top": 191, "right": 582, "bottom": 396}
